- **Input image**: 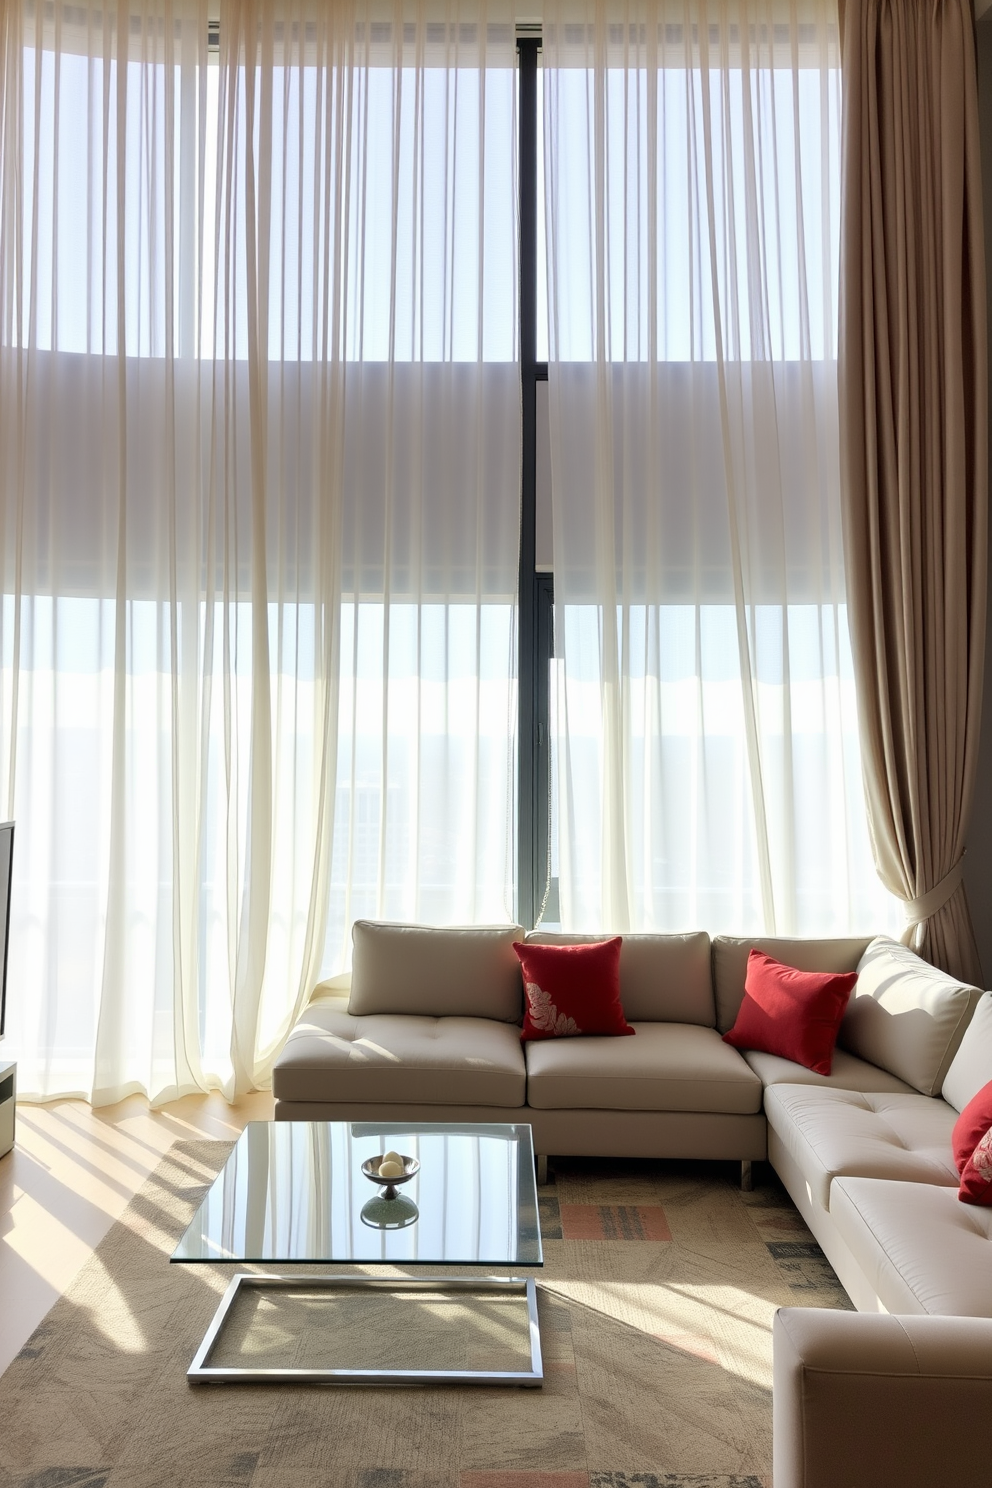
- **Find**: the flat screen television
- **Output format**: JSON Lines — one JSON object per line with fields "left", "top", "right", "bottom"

{"left": 0, "top": 823, "right": 13, "bottom": 1040}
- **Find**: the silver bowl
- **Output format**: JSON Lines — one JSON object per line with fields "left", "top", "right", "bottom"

{"left": 360, "top": 1153, "right": 420, "bottom": 1201}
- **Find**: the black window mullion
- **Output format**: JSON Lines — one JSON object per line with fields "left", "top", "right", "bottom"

{"left": 517, "top": 36, "right": 541, "bottom": 930}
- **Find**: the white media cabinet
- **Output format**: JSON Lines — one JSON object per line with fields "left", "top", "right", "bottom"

{"left": 0, "top": 1059, "right": 14, "bottom": 1157}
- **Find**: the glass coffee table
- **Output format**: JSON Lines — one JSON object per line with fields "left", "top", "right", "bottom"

{"left": 171, "top": 1120, "right": 544, "bottom": 1386}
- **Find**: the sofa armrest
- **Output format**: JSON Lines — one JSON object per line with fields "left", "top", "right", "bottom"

{"left": 773, "top": 1307, "right": 992, "bottom": 1488}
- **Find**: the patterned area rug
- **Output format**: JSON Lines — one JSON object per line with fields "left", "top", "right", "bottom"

{"left": 0, "top": 1140, "right": 852, "bottom": 1488}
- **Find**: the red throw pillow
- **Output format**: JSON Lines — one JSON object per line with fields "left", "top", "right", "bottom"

{"left": 952, "top": 1080, "right": 992, "bottom": 1174}
{"left": 959, "top": 1123, "right": 992, "bottom": 1206}
{"left": 722, "top": 949, "right": 857, "bottom": 1076}
{"left": 514, "top": 938, "right": 634, "bottom": 1041}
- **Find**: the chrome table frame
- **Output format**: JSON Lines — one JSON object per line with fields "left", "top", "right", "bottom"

{"left": 188, "top": 1272, "right": 543, "bottom": 1386}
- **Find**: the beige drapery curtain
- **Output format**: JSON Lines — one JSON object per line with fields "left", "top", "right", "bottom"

{"left": 839, "top": 0, "right": 988, "bottom": 982}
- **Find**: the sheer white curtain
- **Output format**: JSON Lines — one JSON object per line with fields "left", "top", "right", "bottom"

{"left": 543, "top": 0, "right": 899, "bottom": 936}
{"left": 0, "top": 0, "right": 519, "bottom": 1103}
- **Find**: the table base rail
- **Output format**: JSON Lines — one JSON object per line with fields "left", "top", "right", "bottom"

{"left": 188, "top": 1273, "right": 544, "bottom": 1387}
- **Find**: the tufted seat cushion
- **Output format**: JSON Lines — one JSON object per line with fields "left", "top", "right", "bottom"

{"left": 272, "top": 1004, "right": 526, "bottom": 1107}
{"left": 831, "top": 1177, "right": 992, "bottom": 1317}
{"left": 764, "top": 1085, "right": 959, "bottom": 1211}
{"left": 743, "top": 1047, "right": 915, "bottom": 1095}
{"left": 524, "top": 1023, "right": 763, "bottom": 1113}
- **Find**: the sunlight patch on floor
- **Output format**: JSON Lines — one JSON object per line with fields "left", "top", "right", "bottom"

{"left": 0, "top": 1090, "right": 273, "bottom": 1375}
{"left": 540, "top": 1276, "right": 775, "bottom": 1388}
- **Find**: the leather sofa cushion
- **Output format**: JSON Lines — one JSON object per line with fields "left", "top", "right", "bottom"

{"left": 524, "top": 930, "right": 714, "bottom": 1025}
{"left": 764, "top": 1086, "right": 959, "bottom": 1211}
{"left": 830, "top": 1176, "right": 992, "bottom": 1317}
{"left": 839, "top": 937, "right": 981, "bottom": 1097}
{"left": 743, "top": 1047, "right": 914, "bottom": 1095}
{"left": 272, "top": 1004, "right": 526, "bottom": 1106}
{"left": 712, "top": 935, "right": 871, "bottom": 1033}
{"left": 942, "top": 991, "right": 992, "bottom": 1113}
{"left": 348, "top": 920, "right": 525, "bottom": 1022}
{"left": 524, "top": 1023, "right": 762, "bottom": 1113}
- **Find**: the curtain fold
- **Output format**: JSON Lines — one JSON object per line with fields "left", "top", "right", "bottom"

{"left": 543, "top": 0, "right": 898, "bottom": 937}
{"left": 0, "top": 0, "right": 520, "bottom": 1103}
{"left": 838, "top": 0, "right": 987, "bottom": 983}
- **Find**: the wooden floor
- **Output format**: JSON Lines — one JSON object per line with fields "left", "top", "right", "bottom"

{"left": 0, "top": 1090, "right": 274, "bottom": 1378}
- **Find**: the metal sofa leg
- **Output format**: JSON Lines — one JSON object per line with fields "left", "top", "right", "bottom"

{"left": 740, "top": 1159, "right": 753, "bottom": 1192}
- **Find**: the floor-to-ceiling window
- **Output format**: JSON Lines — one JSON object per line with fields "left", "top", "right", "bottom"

{"left": 0, "top": 0, "right": 898, "bottom": 1105}
{"left": 0, "top": 0, "right": 520, "bottom": 1102}
{"left": 529, "top": 0, "right": 900, "bottom": 938}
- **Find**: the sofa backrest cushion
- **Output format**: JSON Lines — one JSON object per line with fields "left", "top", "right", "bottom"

{"left": 838, "top": 936, "right": 982, "bottom": 1097}
{"left": 524, "top": 930, "right": 714, "bottom": 1025}
{"left": 941, "top": 992, "right": 992, "bottom": 1113}
{"left": 712, "top": 935, "right": 872, "bottom": 1034}
{"left": 348, "top": 920, "right": 525, "bottom": 1022}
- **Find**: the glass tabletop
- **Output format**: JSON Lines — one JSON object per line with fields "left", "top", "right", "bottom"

{"left": 172, "top": 1121, "right": 543, "bottom": 1267}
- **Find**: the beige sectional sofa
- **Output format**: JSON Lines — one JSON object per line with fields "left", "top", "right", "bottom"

{"left": 274, "top": 922, "right": 887, "bottom": 1177}
{"left": 274, "top": 922, "right": 772, "bottom": 1173}
{"left": 272, "top": 920, "right": 992, "bottom": 1486}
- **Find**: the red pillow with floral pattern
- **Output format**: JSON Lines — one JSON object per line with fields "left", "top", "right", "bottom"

{"left": 513, "top": 938, "right": 634, "bottom": 1041}
{"left": 959, "top": 1124, "right": 992, "bottom": 1206}
{"left": 952, "top": 1080, "right": 992, "bottom": 1174}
